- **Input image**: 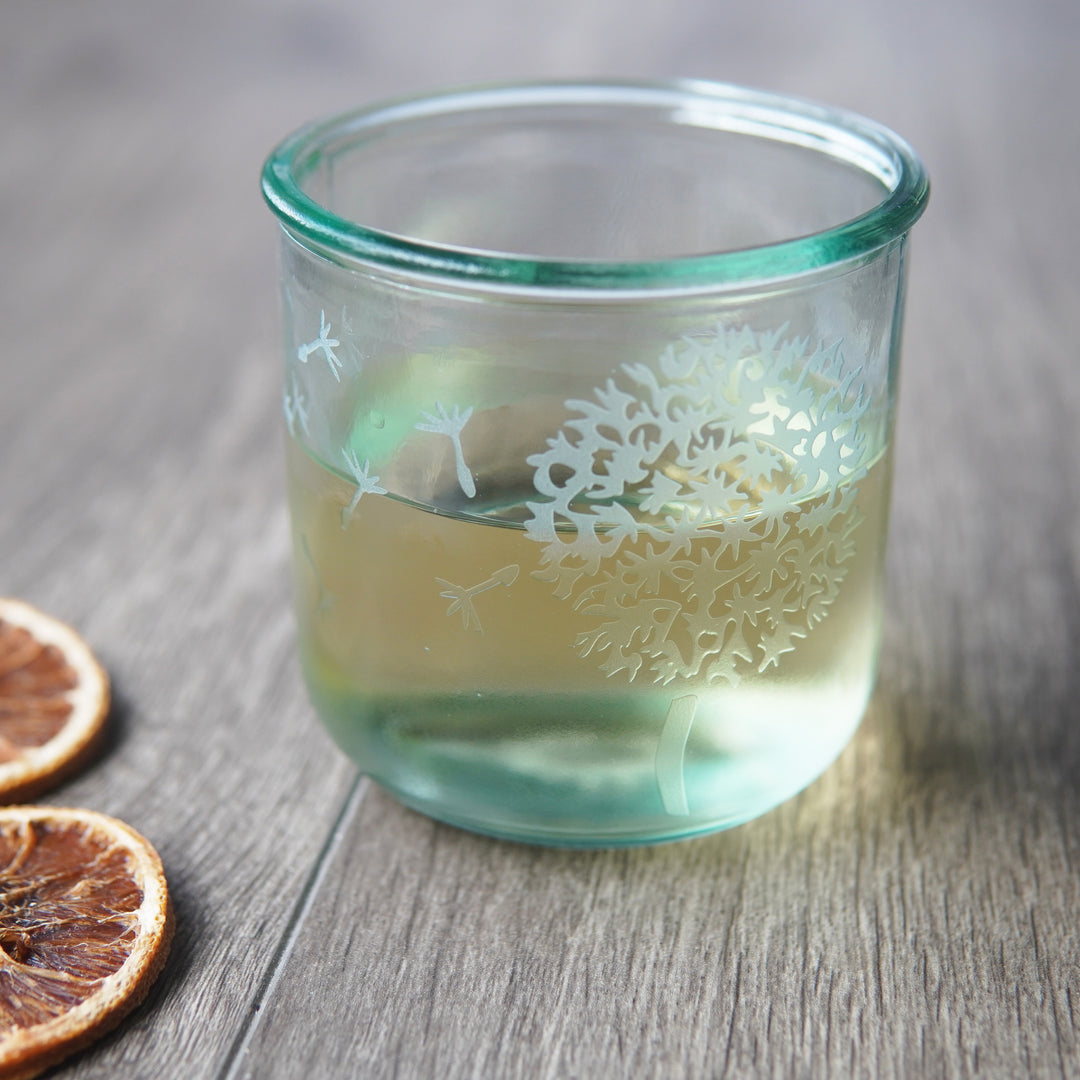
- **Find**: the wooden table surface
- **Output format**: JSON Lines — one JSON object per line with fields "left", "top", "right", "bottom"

{"left": 2, "top": 1, "right": 1078, "bottom": 1076}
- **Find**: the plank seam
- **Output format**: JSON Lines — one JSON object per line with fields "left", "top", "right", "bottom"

{"left": 215, "top": 772, "right": 369, "bottom": 1080}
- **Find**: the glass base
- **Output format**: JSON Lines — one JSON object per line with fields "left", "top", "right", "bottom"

{"left": 323, "top": 687, "right": 867, "bottom": 847}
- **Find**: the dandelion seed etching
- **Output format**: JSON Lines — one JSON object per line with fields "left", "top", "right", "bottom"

{"left": 282, "top": 375, "right": 310, "bottom": 438}
{"left": 297, "top": 310, "right": 343, "bottom": 381}
{"left": 436, "top": 564, "right": 520, "bottom": 634}
{"left": 336, "top": 305, "right": 367, "bottom": 369}
{"left": 415, "top": 402, "right": 476, "bottom": 498}
{"left": 340, "top": 448, "right": 387, "bottom": 528}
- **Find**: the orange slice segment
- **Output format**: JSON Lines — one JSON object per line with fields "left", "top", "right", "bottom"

{"left": 0, "top": 806, "right": 173, "bottom": 1080}
{"left": 0, "top": 600, "right": 109, "bottom": 803}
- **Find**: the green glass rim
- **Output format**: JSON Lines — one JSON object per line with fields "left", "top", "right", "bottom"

{"left": 261, "top": 78, "right": 929, "bottom": 292}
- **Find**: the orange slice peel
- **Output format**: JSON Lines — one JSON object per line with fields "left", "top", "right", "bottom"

{"left": 0, "top": 805, "right": 173, "bottom": 1080}
{"left": 0, "top": 599, "right": 110, "bottom": 803}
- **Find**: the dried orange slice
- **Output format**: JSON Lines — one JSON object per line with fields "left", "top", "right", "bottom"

{"left": 0, "top": 806, "right": 173, "bottom": 1079}
{"left": 0, "top": 600, "right": 109, "bottom": 803}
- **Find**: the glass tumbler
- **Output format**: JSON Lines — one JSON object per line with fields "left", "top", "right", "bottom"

{"left": 261, "top": 80, "right": 928, "bottom": 846}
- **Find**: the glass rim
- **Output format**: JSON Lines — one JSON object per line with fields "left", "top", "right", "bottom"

{"left": 261, "top": 78, "right": 929, "bottom": 292}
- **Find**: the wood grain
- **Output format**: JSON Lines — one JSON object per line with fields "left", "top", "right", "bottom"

{"left": 1, "top": 0, "right": 1078, "bottom": 1077}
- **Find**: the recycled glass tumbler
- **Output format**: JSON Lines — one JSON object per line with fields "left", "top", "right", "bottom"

{"left": 261, "top": 80, "right": 928, "bottom": 846}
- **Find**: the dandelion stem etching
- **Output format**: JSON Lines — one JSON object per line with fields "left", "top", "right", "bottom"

{"left": 415, "top": 402, "right": 476, "bottom": 498}
{"left": 655, "top": 695, "right": 699, "bottom": 816}
{"left": 297, "top": 311, "right": 343, "bottom": 381}
{"left": 340, "top": 448, "right": 387, "bottom": 528}
{"left": 436, "top": 564, "right": 519, "bottom": 634}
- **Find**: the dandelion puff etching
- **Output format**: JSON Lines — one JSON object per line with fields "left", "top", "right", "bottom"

{"left": 415, "top": 402, "right": 476, "bottom": 498}
{"left": 297, "top": 310, "right": 343, "bottom": 381}
{"left": 340, "top": 448, "right": 387, "bottom": 528}
{"left": 523, "top": 324, "right": 872, "bottom": 688}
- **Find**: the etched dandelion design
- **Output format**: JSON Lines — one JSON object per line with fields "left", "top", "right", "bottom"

{"left": 415, "top": 402, "right": 476, "bottom": 498}
{"left": 436, "top": 564, "right": 520, "bottom": 635}
{"left": 282, "top": 373, "right": 310, "bottom": 438}
{"left": 340, "top": 448, "right": 387, "bottom": 528}
{"left": 297, "top": 310, "right": 344, "bottom": 381}
{"left": 523, "top": 325, "right": 872, "bottom": 686}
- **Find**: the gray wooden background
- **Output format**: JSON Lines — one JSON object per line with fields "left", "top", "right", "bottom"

{"left": 2, "top": 0, "right": 1078, "bottom": 1076}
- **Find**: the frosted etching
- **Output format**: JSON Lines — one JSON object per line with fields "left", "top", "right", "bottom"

{"left": 336, "top": 305, "right": 365, "bottom": 370}
{"left": 436, "top": 564, "right": 520, "bottom": 634}
{"left": 297, "top": 310, "right": 343, "bottom": 381}
{"left": 282, "top": 373, "right": 309, "bottom": 438}
{"left": 523, "top": 325, "right": 871, "bottom": 685}
{"left": 415, "top": 402, "right": 476, "bottom": 498}
{"left": 656, "top": 695, "right": 698, "bottom": 815}
{"left": 340, "top": 449, "right": 387, "bottom": 528}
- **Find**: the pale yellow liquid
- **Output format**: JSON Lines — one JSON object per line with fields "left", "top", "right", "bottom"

{"left": 287, "top": 430, "right": 889, "bottom": 845}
